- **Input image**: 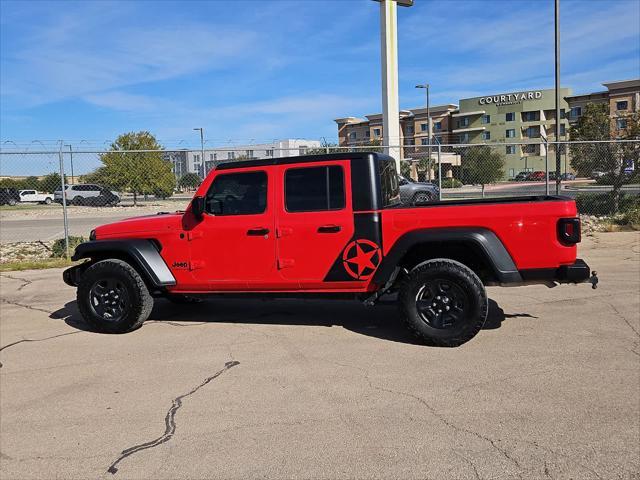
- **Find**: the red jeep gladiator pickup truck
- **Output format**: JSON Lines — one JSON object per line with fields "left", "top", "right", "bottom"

{"left": 63, "top": 152, "right": 597, "bottom": 346}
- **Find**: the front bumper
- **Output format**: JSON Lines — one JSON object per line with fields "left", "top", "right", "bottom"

{"left": 517, "top": 259, "right": 598, "bottom": 289}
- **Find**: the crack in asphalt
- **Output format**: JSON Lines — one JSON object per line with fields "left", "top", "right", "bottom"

{"left": 0, "top": 298, "right": 53, "bottom": 315}
{"left": 603, "top": 300, "right": 640, "bottom": 339}
{"left": 106, "top": 360, "right": 240, "bottom": 475}
{"left": 453, "top": 450, "right": 481, "bottom": 480}
{"left": 0, "top": 331, "right": 81, "bottom": 368}
{"left": 0, "top": 274, "right": 33, "bottom": 291}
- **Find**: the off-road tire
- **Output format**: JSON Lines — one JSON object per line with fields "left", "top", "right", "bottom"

{"left": 398, "top": 258, "right": 488, "bottom": 347}
{"left": 77, "top": 259, "right": 153, "bottom": 333}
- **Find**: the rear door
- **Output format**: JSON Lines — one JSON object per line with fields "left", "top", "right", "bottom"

{"left": 275, "top": 161, "right": 356, "bottom": 288}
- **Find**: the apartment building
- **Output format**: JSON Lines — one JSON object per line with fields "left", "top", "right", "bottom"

{"left": 566, "top": 79, "right": 640, "bottom": 133}
{"left": 453, "top": 88, "right": 572, "bottom": 177}
{"left": 166, "top": 139, "right": 321, "bottom": 178}
{"left": 335, "top": 104, "right": 458, "bottom": 154}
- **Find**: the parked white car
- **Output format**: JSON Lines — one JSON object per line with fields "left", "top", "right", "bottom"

{"left": 18, "top": 190, "right": 54, "bottom": 204}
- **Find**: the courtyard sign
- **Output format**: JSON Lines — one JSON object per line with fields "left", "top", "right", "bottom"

{"left": 479, "top": 91, "right": 542, "bottom": 106}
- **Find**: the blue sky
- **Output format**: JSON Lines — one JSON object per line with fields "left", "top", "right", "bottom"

{"left": 1, "top": 0, "right": 639, "bottom": 149}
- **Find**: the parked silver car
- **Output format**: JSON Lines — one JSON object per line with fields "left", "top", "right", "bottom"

{"left": 54, "top": 184, "right": 120, "bottom": 206}
{"left": 398, "top": 175, "right": 439, "bottom": 205}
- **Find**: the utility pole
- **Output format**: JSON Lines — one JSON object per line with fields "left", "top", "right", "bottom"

{"left": 374, "top": 0, "right": 414, "bottom": 172}
{"left": 415, "top": 83, "right": 431, "bottom": 179}
{"left": 193, "top": 128, "right": 205, "bottom": 177}
{"left": 64, "top": 144, "right": 74, "bottom": 184}
{"left": 554, "top": 0, "right": 561, "bottom": 194}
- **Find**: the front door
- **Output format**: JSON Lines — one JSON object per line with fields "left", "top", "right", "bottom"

{"left": 275, "top": 161, "right": 357, "bottom": 289}
{"left": 189, "top": 169, "right": 276, "bottom": 290}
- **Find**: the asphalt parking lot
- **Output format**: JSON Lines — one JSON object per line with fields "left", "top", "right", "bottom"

{"left": 0, "top": 231, "right": 638, "bottom": 480}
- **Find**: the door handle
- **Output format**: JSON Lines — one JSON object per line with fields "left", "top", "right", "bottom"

{"left": 247, "top": 227, "right": 270, "bottom": 236}
{"left": 318, "top": 225, "right": 342, "bottom": 233}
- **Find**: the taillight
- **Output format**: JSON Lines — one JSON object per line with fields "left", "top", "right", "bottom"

{"left": 558, "top": 217, "right": 581, "bottom": 245}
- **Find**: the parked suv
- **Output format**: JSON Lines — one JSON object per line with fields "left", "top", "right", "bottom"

{"left": 54, "top": 184, "right": 120, "bottom": 206}
{"left": 398, "top": 175, "right": 439, "bottom": 204}
{"left": 0, "top": 188, "right": 20, "bottom": 206}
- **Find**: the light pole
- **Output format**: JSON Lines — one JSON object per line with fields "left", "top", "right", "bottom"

{"left": 415, "top": 83, "right": 431, "bottom": 179}
{"left": 373, "top": 0, "right": 414, "bottom": 172}
{"left": 64, "top": 144, "right": 74, "bottom": 184}
{"left": 193, "top": 128, "right": 204, "bottom": 177}
{"left": 554, "top": 0, "right": 561, "bottom": 194}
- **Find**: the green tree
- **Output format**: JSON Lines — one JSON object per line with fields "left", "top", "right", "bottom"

{"left": 93, "top": 131, "right": 174, "bottom": 205}
{"left": 40, "top": 172, "right": 66, "bottom": 193}
{"left": 179, "top": 172, "right": 202, "bottom": 190}
{"left": 305, "top": 141, "right": 343, "bottom": 155}
{"left": 460, "top": 145, "right": 505, "bottom": 197}
{"left": 569, "top": 103, "right": 639, "bottom": 212}
{"left": 23, "top": 176, "right": 41, "bottom": 190}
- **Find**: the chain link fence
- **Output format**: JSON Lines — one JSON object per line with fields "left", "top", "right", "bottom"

{"left": 1, "top": 140, "right": 638, "bottom": 265}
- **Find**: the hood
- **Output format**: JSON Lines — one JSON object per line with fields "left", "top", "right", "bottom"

{"left": 94, "top": 212, "right": 184, "bottom": 239}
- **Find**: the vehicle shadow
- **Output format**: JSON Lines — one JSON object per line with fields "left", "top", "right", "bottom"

{"left": 50, "top": 297, "right": 531, "bottom": 346}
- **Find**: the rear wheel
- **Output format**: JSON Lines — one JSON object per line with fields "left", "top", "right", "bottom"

{"left": 7, "top": 198, "right": 16, "bottom": 206}
{"left": 44, "top": 197, "right": 52, "bottom": 205}
{"left": 398, "top": 259, "right": 487, "bottom": 347}
{"left": 77, "top": 259, "right": 153, "bottom": 333}
{"left": 73, "top": 196, "right": 84, "bottom": 206}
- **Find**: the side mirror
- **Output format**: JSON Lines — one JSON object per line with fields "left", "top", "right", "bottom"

{"left": 191, "top": 196, "right": 205, "bottom": 219}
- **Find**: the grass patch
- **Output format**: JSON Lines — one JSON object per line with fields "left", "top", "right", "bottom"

{"left": 0, "top": 258, "right": 73, "bottom": 272}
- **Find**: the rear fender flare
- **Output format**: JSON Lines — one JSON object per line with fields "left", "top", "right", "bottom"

{"left": 69, "top": 239, "right": 176, "bottom": 287}
{"left": 373, "top": 227, "right": 522, "bottom": 285}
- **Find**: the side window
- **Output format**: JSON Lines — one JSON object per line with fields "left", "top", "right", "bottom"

{"left": 205, "top": 171, "right": 267, "bottom": 216}
{"left": 285, "top": 165, "right": 345, "bottom": 212}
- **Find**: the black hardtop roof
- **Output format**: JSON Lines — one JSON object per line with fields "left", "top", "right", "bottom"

{"left": 215, "top": 151, "right": 394, "bottom": 170}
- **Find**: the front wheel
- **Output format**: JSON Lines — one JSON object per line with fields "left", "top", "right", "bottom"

{"left": 398, "top": 259, "right": 488, "bottom": 347}
{"left": 77, "top": 259, "right": 153, "bottom": 333}
{"left": 73, "top": 196, "right": 84, "bottom": 206}
{"left": 44, "top": 197, "right": 52, "bottom": 205}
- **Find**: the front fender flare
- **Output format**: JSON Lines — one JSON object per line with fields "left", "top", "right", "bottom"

{"left": 67, "top": 239, "right": 176, "bottom": 287}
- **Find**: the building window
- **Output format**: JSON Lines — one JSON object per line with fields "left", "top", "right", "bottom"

{"left": 460, "top": 133, "right": 470, "bottom": 143}
{"left": 434, "top": 135, "right": 442, "bottom": 143}
{"left": 524, "top": 126, "right": 540, "bottom": 138}
{"left": 245, "top": 150, "right": 253, "bottom": 158}
{"left": 506, "top": 129, "right": 516, "bottom": 138}
{"left": 616, "top": 101, "right": 628, "bottom": 111}
{"left": 482, "top": 131, "right": 491, "bottom": 140}
{"left": 227, "top": 152, "right": 235, "bottom": 160}
{"left": 506, "top": 112, "right": 515, "bottom": 122}
{"left": 570, "top": 106, "right": 582, "bottom": 118}
{"left": 365, "top": 130, "right": 371, "bottom": 138}
{"left": 460, "top": 117, "right": 469, "bottom": 127}
{"left": 206, "top": 171, "right": 267, "bottom": 216}
{"left": 506, "top": 145, "right": 516, "bottom": 155}
{"left": 406, "top": 125, "right": 414, "bottom": 134}
{"left": 265, "top": 149, "right": 274, "bottom": 157}
{"left": 421, "top": 138, "right": 428, "bottom": 145}
{"left": 560, "top": 124, "right": 566, "bottom": 136}
{"left": 481, "top": 114, "right": 491, "bottom": 124}
{"left": 194, "top": 154, "right": 200, "bottom": 162}
{"left": 373, "top": 128, "right": 381, "bottom": 137}
{"left": 285, "top": 165, "right": 345, "bottom": 212}
{"left": 405, "top": 138, "right": 415, "bottom": 146}
{"left": 349, "top": 132, "right": 356, "bottom": 140}
{"left": 522, "top": 111, "right": 540, "bottom": 122}
{"left": 434, "top": 121, "right": 442, "bottom": 131}
{"left": 299, "top": 146, "right": 308, "bottom": 155}
{"left": 617, "top": 118, "right": 628, "bottom": 130}
{"left": 523, "top": 144, "right": 537, "bottom": 154}
{"left": 420, "top": 123, "right": 428, "bottom": 132}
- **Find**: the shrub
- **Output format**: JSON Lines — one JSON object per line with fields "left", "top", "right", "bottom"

{"left": 441, "top": 178, "right": 463, "bottom": 188}
{"left": 51, "top": 236, "right": 85, "bottom": 258}
{"left": 575, "top": 192, "right": 638, "bottom": 216}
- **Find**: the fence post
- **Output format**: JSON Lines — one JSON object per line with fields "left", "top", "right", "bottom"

{"left": 544, "top": 138, "right": 549, "bottom": 196}
{"left": 58, "top": 142, "right": 70, "bottom": 260}
{"left": 437, "top": 143, "right": 442, "bottom": 201}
